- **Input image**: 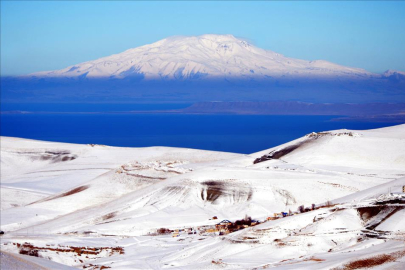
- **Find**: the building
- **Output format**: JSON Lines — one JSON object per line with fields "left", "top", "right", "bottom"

{"left": 172, "top": 229, "right": 180, "bottom": 237}
{"left": 215, "top": 220, "right": 232, "bottom": 229}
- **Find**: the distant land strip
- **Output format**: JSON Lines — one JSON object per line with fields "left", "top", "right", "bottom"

{"left": 2, "top": 102, "right": 405, "bottom": 122}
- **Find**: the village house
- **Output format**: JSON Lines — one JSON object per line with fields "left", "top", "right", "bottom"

{"left": 172, "top": 229, "right": 180, "bottom": 237}
{"left": 215, "top": 220, "right": 232, "bottom": 229}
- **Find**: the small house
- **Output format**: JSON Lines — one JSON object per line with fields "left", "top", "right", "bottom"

{"left": 217, "top": 220, "right": 232, "bottom": 226}
{"left": 215, "top": 220, "right": 232, "bottom": 230}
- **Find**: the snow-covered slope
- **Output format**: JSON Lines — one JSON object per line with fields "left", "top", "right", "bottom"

{"left": 29, "top": 34, "right": 375, "bottom": 80}
{"left": 253, "top": 124, "right": 405, "bottom": 172}
{"left": 0, "top": 251, "right": 76, "bottom": 270}
{"left": 1, "top": 124, "right": 405, "bottom": 269}
{"left": 333, "top": 177, "right": 405, "bottom": 204}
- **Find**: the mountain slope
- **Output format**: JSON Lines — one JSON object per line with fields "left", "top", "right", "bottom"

{"left": 30, "top": 34, "right": 374, "bottom": 80}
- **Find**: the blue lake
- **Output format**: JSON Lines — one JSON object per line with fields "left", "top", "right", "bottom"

{"left": 0, "top": 111, "right": 400, "bottom": 154}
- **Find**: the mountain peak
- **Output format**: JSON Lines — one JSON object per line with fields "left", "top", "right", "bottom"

{"left": 160, "top": 34, "right": 242, "bottom": 45}
{"left": 29, "top": 34, "right": 373, "bottom": 80}
{"left": 166, "top": 34, "right": 239, "bottom": 41}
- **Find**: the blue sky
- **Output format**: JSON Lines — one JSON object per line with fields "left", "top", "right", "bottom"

{"left": 1, "top": 1, "right": 405, "bottom": 76}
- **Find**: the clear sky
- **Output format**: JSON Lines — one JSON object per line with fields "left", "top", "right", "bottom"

{"left": 1, "top": 1, "right": 405, "bottom": 76}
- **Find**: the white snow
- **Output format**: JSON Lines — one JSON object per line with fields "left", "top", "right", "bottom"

{"left": 28, "top": 34, "right": 376, "bottom": 80}
{"left": 1, "top": 124, "right": 405, "bottom": 269}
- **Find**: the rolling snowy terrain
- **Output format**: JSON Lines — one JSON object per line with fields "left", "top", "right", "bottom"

{"left": 1, "top": 124, "right": 405, "bottom": 269}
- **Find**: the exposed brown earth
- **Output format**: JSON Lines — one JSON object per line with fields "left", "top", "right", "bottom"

{"left": 332, "top": 250, "right": 405, "bottom": 270}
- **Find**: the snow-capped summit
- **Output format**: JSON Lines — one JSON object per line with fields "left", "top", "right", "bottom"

{"left": 29, "top": 34, "right": 374, "bottom": 80}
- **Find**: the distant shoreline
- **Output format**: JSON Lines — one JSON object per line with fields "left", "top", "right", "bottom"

{"left": 2, "top": 101, "right": 405, "bottom": 122}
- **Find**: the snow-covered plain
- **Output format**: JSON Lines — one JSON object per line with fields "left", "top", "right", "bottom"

{"left": 1, "top": 124, "right": 405, "bottom": 269}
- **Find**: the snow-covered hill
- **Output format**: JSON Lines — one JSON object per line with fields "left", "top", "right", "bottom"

{"left": 253, "top": 124, "right": 405, "bottom": 172}
{"left": 29, "top": 34, "right": 377, "bottom": 80}
{"left": 1, "top": 124, "right": 405, "bottom": 269}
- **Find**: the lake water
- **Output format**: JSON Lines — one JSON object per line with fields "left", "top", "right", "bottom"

{"left": 0, "top": 111, "right": 399, "bottom": 154}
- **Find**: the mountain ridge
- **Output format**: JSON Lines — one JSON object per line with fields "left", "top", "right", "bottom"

{"left": 28, "top": 34, "right": 385, "bottom": 80}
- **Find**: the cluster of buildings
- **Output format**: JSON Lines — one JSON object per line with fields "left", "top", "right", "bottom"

{"left": 168, "top": 203, "right": 338, "bottom": 238}
{"left": 168, "top": 190, "right": 405, "bottom": 238}
{"left": 171, "top": 228, "right": 197, "bottom": 237}
{"left": 171, "top": 218, "right": 261, "bottom": 237}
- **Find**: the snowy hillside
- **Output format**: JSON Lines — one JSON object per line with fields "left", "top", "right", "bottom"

{"left": 253, "top": 124, "right": 405, "bottom": 172}
{"left": 1, "top": 124, "right": 405, "bottom": 269}
{"left": 29, "top": 34, "right": 376, "bottom": 80}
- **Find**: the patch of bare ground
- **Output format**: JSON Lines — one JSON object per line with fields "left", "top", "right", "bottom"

{"left": 202, "top": 181, "right": 225, "bottom": 202}
{"left": 28, "top": 185, "right": 89, "bottom": 205}
{"left": 273, "top": 239, "right": 288, "bottom": 247}
{"left": 254, "top": 142, "right": 305, "bottom": 164}
{"left": 25, "top": 150, "right": 78, "bottom": 163}
{"left": 15, "top": 242, "right": 124, "bottom": 259}
{"left": 56, "top": 185, "right": 89, "bottom": 198}
{"left": 31, "top": 185, "right": 89, "bottom": 204}
{"left": 200, "top": 180, "right": 253, "bottom": 204}
{"left": 19, "top": 246, "right": 41, "bottom": 257}
{"left": 332, "top": 250, "right": 405, "bottom": 270}
{"left": 212, "top": 259, "right": 226, "bottom": 266}
{"left": 83, "top": 264, "right": 111, "bottom": 269}
{"left": 257, "top": 256, "right": 325, "bottom": 269}
{"left": 14, "top": 242, "right": 123, "bottom": 269}
{"left": 101, "top": 212, "right": 116, "bottom": 221}
{"left": 305, "top": 257, "right": 325, "bottom": 262}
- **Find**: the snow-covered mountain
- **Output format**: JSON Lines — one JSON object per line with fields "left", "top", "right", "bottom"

{"left": 4, "top": 34, "right": 403, "bottom": 104}
{"left": 30, "top": 34, "right": 376, "bottom": 80}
